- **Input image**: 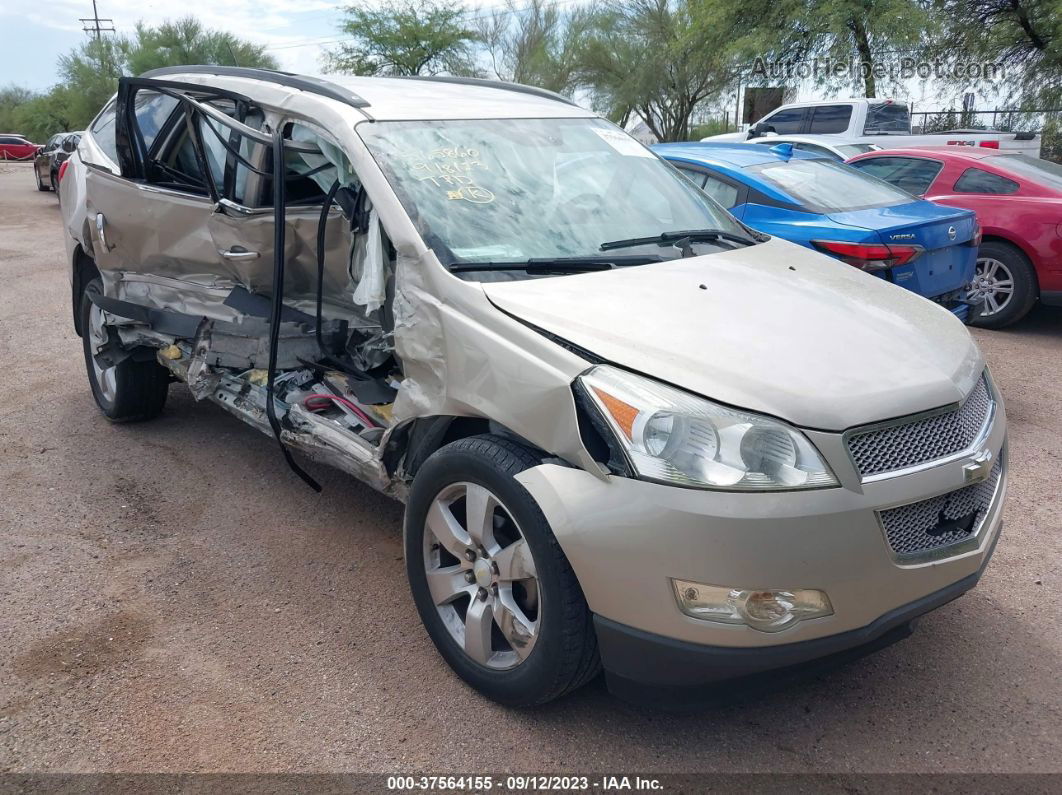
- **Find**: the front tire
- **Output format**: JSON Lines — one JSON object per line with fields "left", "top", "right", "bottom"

{"left": 80, "top": 278, "right": 169, "bottom": 422}
{"left": 405, "top": 435, "right": 599, "bottom": 706}
{"left": 35, "top": 167, "right": 48, "bottom": 191}
{"left": 968, "top": 241, "right": 1037, "bottom": 329}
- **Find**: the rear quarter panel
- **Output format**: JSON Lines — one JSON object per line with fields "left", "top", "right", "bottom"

{"left": 927, "top": 191, "right": 1062, "bottom": 294}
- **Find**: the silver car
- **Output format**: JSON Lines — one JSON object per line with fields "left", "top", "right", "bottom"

{"left": 59, "top": 67, "right": 1007, "bottom": 707}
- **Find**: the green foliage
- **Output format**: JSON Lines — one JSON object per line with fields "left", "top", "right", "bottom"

{"left": 5, "top": 17, "right": 276, "bottom": 143}
{"left": 327, "top": 0, "right": 481, "bottom": 76}
{"left": 689, "top": 118, "right": 734, "bottom": 139}
{"left": 710, "top": 0, "right": 935, "bottom": 97}
{"left": 479, "top": 0, "right": 592, "bottom": 94}
{"left": 935, "top": 0, "right": 1062, "bottom": 108}
{"left": 0, "top": 85, "right": 37, "bottom": 135}
{"left": 577, "top": 0, "right": 735, "bottom": 142}
{"left": 124, "top": 18, "right": 278, "bottom": 75}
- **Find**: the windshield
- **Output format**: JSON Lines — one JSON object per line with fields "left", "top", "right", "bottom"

{"left": 357, "top": 118, "right": 747, "bottom": 267}
{"left": 748, "top": 158, "right": 913, "bottom": 212}
{"left": 986, "top": 154, "right": 1062, "bottom": 191}
{"left": 863, "top": 102, "right": 910, "bottom": 134}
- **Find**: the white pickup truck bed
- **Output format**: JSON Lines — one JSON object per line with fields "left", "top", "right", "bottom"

{"left": 706, "top": 99, "right": 1042, "bottom": 158}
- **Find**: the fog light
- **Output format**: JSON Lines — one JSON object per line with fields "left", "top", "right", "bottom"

{"left": 672, "top": 579, "right": 833, "bottom": 632}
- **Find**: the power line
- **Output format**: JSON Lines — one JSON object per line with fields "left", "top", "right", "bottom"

{"left": 79, "top": 0, "right": 115, "bottom": 39}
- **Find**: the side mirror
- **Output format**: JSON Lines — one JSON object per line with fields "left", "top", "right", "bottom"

{"left": 62, "top": 138, "right": 77, "bottom": 153}
{"left": 747, "top": 123, "right": 776, "bottom": 140}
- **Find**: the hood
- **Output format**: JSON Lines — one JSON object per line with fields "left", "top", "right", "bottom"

{"left": 827, "top": 202, "right": 977, "bottom": 248}
{"left": 482, "top": 238, "right": 983, "bottom": 431}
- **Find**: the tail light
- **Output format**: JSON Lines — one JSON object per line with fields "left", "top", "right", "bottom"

{"left": 970, "top": 222, "right": 982, "bottom": 247}
{"left": 58, "top": 160, "right": 70, "bottom": 182}
{"left": 811, "top": 240, "right": 923, "bottom": 271}
{"left": 978, "top": 140, "right": 1000, "bottom": 149}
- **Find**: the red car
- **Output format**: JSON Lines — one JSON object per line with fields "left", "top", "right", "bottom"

{"left": 848, "top": 146, "right": 1062, "bottom": 328}
{"left": 0, "top": 134, "right": 40, "bottom": 161}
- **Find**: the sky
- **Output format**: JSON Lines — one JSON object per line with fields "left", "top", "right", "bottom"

{"left": 0, "top": 0, "right": 422, "bottom": 91}
{"left": 0, "top": 0, "right": 1010, "bottom": 114}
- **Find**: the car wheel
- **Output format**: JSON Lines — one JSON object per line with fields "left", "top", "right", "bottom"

{"left": 405, "top": 434, "right": 600, "bottom": 706}
{"left": 968, "top": 241, "right": 1038, "bottom": 329}
{"left": 50, "top": 169, "right": 58, "bottom": 193}
{"left": 35, "top": 167, "right": 48, "bottom": 192}
{"left": 80, "top": 278, "right": 169, "bottom": 422}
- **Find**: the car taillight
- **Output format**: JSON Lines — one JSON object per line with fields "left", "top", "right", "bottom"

{"left": 978, "top": 140, "right": 1000, "bottom": 149}
{"left": 811, "top": 240, "right": 923, "bottom": 271}
{"left": 970, "top": 222, "right": 982, "bottom": 247}
{"left": 58, "top": 160, "right": 70, "bottom": 182}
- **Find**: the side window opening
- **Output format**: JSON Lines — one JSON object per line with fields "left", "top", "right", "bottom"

{"left": 759, "top": 108, "right": 804, "bottom": 134}
{"left": 89, "top": 100, "right": 119, "bottom": 165}
{"left": 258, "top": 122, "right": 358, "bottom": 207}
{"left": 953, "top": 168, "right": 1019, "bottom": 195}
{"left": 851, "top": 157, "right": 943, "bottom": 196}
{"left": 807, "top": 105, "right": 852, "bottom": 135}
{"left": 675, "top": 166, "right": 707, "bottom": 188}
{"left": 702, "top": 175, "right": 739, "bottom": 208}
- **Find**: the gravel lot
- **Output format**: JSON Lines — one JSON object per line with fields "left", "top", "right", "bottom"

{"left": 1, "top": 162, "right": 1059, "bottom": 774}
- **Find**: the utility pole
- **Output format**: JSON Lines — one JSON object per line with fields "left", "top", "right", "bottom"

{"left": 79, "top": 0, "right": 115, "bottom": 40}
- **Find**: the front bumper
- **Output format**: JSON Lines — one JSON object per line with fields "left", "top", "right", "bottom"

{"left": 595, "top": 527, "right": 999, "bottom": 707}
{"left": 514, "top": 401, "right": 1007, "bottom": 695}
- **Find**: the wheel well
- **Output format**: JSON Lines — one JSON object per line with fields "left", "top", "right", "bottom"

{"left": 71, "top": 247, "right": 100, "bottom": 337}
{"left": 386, "top": 415, "right": 545, "bottom": 480}
{"left": 979, "top": 234, "right": 1040, "bottom": 291}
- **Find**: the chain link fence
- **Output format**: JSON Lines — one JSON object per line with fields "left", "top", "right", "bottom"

{"left": 911, "top": 109, "right": 1062, "bottom": 162}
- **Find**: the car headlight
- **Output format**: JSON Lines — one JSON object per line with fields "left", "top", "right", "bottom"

{"left": 579, "top": 365, "right": 837, "bottom": 490}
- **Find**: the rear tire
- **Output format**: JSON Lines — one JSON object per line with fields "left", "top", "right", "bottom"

{"left": 405, "top": 434, "right": 600, "bottom": 706}
{"left": 35, "top": 167, "right": 48, "bottom": 191}
{"left": 968, "top": 241, "right": 1037, "bottom": 329}
{"left": 80, "top": 278, "right": 169, "bottom": 422}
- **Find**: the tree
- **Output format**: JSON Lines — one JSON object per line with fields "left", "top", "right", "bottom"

{"left": 479, "top": 0, "right": 592, "bottom": 94}
{"left": 935, "top": 0, "right": 1062, "bottom": 107}
{"left": 55, "top": 35, "right": 127, "bottom": 136}
{"left": 124, "top": 17, "right": 277, "bottom": 75}
{"left": 578, "top": 0, "right": 734, "bottom": 141}
{"left": 710, "top": 0, "right": 935, "bottom": 97}
{"left": 326, "top": 0, "right": 481, "bottom": 76}
{"left": 0, "top": 85, "right": 36, "bottom": 135}
{"left": 5, "top": 18, "right": 276, "bottom": 143}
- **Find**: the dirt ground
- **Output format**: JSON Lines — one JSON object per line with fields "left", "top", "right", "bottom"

{"left": 0, "top": 162, "right": 1059, "bottom": 774}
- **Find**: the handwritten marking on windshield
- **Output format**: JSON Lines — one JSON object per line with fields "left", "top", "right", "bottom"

{"left": 403, "top": 146, "right": 494, "bottom": 203}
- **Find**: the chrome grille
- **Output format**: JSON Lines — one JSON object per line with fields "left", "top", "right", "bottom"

{"left": 878, "top": 457, "right": 1002, "bottom": 559}
{"left": 847, "top": 375, "right": 993, "bottom": 478}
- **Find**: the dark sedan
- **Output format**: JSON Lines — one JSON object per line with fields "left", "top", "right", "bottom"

{"left": 34, "top": 131, "right": 82, "bottom": 192}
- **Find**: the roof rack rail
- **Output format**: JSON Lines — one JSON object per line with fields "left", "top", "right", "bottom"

{"left": 139, "top": 66, "right": 371, "bottom": 109}
{"left": 396, "top": 76, "right": 577, "bottom": 107}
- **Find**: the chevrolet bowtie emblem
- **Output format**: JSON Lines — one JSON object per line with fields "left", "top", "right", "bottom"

{"left": 962, "top": 450, "right": 993, "bottom": 484}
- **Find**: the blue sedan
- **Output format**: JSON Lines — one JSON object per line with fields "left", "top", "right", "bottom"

{"left": 654, "top": 142, "right": 980, "bottom": 319}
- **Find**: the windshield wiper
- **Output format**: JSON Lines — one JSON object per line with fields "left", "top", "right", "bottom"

{"left": 600, "top": 228, "right": 759, "bottom": 253}
{"left": 448, "top": 254, "right": 665, "bottom": 274}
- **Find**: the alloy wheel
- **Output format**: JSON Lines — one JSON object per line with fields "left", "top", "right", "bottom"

{"left": 422, "top": 482, "right": 540, "bottom": 670}
{"left": 87, "top": 300, "right": 117, "bottom": 403}
{"left": 968, "top": 256, "right": 1014, "bottom": 317}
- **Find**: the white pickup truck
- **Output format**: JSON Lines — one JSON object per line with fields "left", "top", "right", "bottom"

{"left": 705, "top": 98, "right": 1042, "bottom": 157}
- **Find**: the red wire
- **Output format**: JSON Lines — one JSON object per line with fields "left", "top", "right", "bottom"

{"left": 303, "top": 393, "right": 378, "bottom": 428}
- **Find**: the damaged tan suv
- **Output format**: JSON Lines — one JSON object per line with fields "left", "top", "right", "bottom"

{"left": 61, "top": 67, "right": 1007, "bottom": 707}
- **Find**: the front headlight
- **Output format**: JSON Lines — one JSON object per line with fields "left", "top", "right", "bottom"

{"left": 579, "top": 365, "right": 838, "bottom": 490}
